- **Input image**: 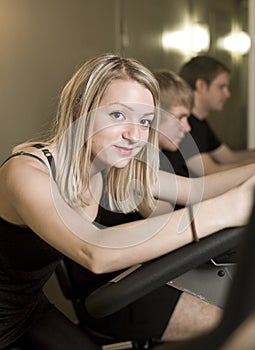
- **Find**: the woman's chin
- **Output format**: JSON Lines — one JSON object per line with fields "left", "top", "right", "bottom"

{"left": 112, "top": 159, "right": 131, "bottom": 169}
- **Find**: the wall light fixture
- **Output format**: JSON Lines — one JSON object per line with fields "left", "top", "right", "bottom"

{"left": 162, "top": 23, "right": 210, "bottom": 55}
{"left": 217, "top": 31, "right": 251, "bottom": 55}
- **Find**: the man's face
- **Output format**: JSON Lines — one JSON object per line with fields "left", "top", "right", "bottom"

{"left": 158, "top": 104, "right": 191, "bottom": 151}
{"left": 204, "top": 71, "right": 231, "bottom": 112}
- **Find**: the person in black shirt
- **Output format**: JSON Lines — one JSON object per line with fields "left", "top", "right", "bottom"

{"left": 179, "top": 55, "right": 255, "bottom": 175}
{"left": 1, "top": 54, "right": 255, "bottom": 349}
{"left": 154, "top": 70, "right": 194, "bottom": 179}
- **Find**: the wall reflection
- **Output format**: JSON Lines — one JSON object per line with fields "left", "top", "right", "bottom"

{"left": 121, "top": 0, "right": 249, "bottom": 150}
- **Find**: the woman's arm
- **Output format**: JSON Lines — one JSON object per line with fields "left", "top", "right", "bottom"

{"left": 2, "top": 157, "right": 254, "bottom": 274}
{"left": 156, "top": 163, "right": 255, "bottom": 205}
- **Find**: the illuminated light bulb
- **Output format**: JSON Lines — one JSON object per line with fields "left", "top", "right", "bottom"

{"left": 218, "top": 31, "right": 251, "bottom": 55}
{"left": 162, "top": 24, "right": 210, "bottom": 54}
{"left": 192, "top": 24, "right": 210, "bottom": 53}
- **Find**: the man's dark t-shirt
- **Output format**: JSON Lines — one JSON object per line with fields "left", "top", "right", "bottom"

{"left": 161, "top": 113, "right": 222, "bottom": 178}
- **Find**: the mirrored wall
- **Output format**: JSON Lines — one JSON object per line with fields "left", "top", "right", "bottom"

{"left": 0, "top": 0, "right": 250, "bottom": 162}
{"left": 119, "top": 0, "right": 249, "bottom": 150}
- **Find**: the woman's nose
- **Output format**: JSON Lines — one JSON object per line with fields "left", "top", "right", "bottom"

{"left": 122, "top": 123, "right": 141, "bottom": 141}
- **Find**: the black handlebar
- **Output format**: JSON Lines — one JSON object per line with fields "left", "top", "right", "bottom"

{"left": 86, "top": 226, "right": 244, "bottom": 318}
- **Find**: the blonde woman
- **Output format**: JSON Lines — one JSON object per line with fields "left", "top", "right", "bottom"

{"left": 0, "top": 53, "right": 254, "bottom": 350}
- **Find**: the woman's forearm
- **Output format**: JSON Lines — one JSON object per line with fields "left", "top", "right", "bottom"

{"left": 83, "top": 179, "right": 253, "bottom": 274}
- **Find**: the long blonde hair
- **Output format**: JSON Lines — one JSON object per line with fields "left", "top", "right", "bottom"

{"left": 15, "top": 53, "right": 160, "bottom": 213}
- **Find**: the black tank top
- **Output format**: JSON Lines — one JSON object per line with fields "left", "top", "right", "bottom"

{"left": 0, "top": 146, "right": 143, "bottom": 347}
{"left": 0, "top": 146, "right": 62, "bottom": 348}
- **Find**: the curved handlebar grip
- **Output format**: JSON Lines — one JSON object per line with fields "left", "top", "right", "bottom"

{"left": 86, "top": 227, "right": 244, "bottom": 318}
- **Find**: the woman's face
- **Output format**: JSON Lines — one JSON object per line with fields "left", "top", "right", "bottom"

{"left": 90, "top": 79, "right": 155, "bottom": 169}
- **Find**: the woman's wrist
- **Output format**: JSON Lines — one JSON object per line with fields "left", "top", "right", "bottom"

{"left": 188, "top": 206, "right": 199, "bottom": 242}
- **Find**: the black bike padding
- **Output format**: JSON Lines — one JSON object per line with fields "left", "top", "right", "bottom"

{"left": 86, "top": 227, "right": 244, "bottom": 318}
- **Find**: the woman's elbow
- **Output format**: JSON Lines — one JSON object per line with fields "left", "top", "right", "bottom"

{"left": 77, "top": 246, "right": 119, "bottom": 274}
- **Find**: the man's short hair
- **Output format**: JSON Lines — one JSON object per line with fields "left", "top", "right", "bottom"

{"left": 179, "top": 55, "right": 230, "bottom": 90}
{"left": 154, "top": 70, "right": 194, "bottom": 111}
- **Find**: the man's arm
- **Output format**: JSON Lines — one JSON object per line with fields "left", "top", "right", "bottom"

{"left": 211, "top": 144, "right": 255, "bottom": 163}
{"left": 186, "top": 145, "right": 255, "bottom": 176}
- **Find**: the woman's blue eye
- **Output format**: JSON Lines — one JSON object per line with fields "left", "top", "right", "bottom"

{"left": 140, "top": 119, "right": 152, "bottom": 127}
{"left": 109, "top": 111, "right": 124, "bottom": 120}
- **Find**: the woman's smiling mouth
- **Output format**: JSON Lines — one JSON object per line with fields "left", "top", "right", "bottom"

{"left": 114, "top": 145, "right": 136, "bottom": 155}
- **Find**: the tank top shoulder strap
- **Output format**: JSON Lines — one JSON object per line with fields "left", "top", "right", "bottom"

{"left": 1, "top": 144, "right": 56, "bottom": 180}
{"left": 33, "top": 144, "right": 56, "bottom": 179}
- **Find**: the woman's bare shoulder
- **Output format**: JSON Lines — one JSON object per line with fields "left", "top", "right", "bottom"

{"left": 0, "top": 151, "right": 53, "bottom": 223}
{"left": 2, "top": 146, "right": 52, "bottom": 180}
